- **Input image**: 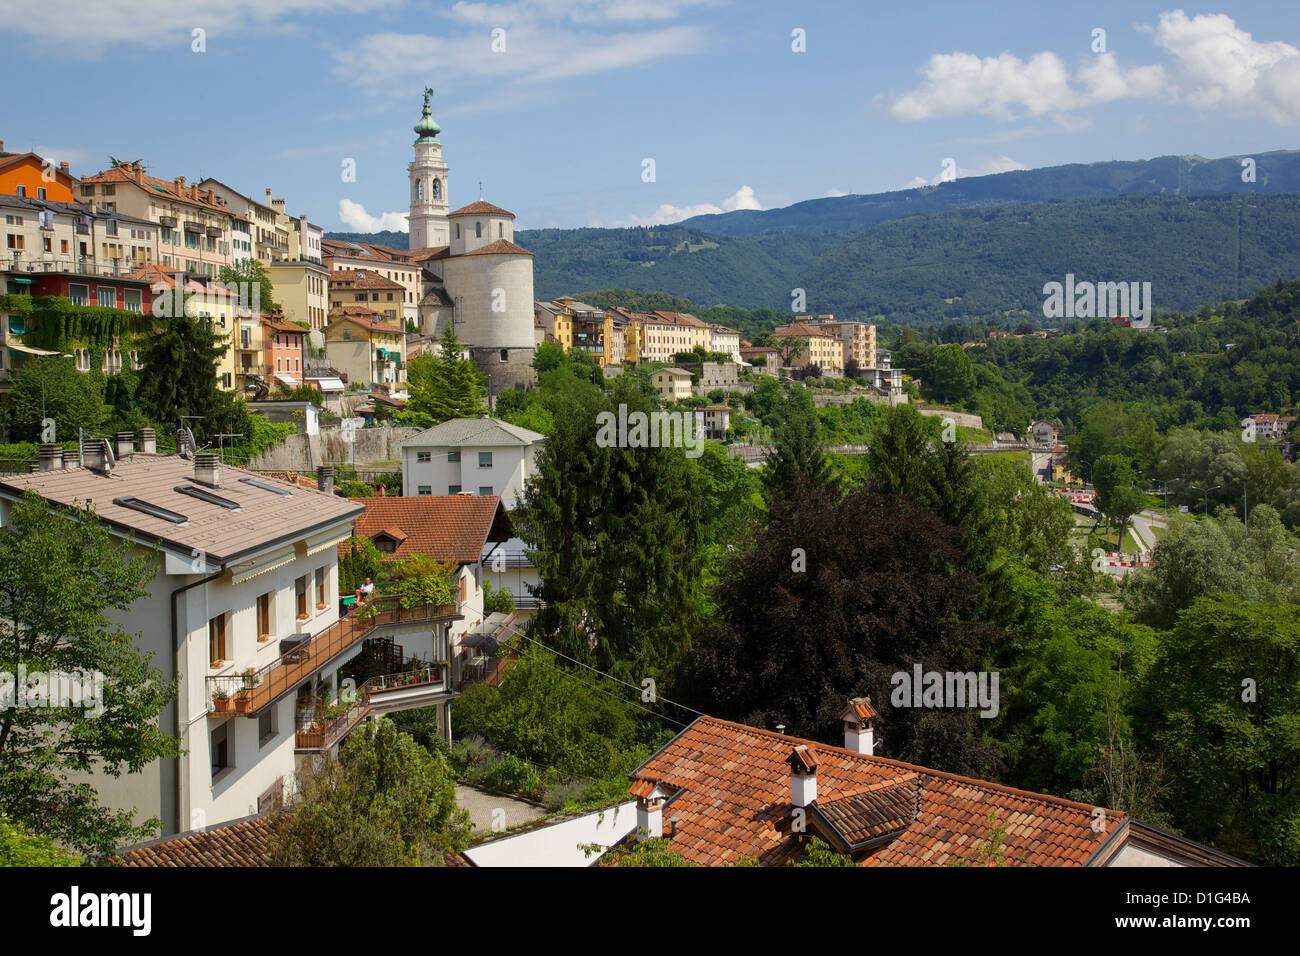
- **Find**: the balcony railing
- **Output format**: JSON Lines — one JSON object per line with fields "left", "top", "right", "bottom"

{"left": 207, "top": 226, "right": 223, "bottom": 238}
{"left": 294, "top": 661, "right": 447, "bottom": 751}
{"left": 158, "top": 215, "right": 178, "bottom": 228}
{"left": 207, "top": 597, "right": 458, "bottom": 716}
{"left": 0, "top": 255, "right": 143, "bottom": 278}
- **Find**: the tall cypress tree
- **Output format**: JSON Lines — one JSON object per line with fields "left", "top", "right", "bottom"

{"left": 134, "top": 311, "right": 229, "bottom": 439}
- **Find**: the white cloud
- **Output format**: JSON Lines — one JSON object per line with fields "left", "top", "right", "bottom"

{"left": 1149, "top": 10, "right": 1300, "bottom": 124}
{"left": 0, "top": 0, "right": 399, "bottom": 53}
{"left": 607, "top": 185, "right": 763, "bottom": 226}
{"left": 336, "top": 23, "right": 707, "bottom": 95}
{"left": 905, "top": 156, "right": 1028, "bottom": 188}
{"left": 887, "top": 10, "right": 1300, "bottom": 126}
{"left": 338, "top": 199, "right": 408, "bottom": 232}
{"left": 826, "top": 187, "right": 849, "bottom": 197}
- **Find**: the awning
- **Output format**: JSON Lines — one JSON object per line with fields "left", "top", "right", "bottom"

{"left": 274, "top": 373, "right": 300, "bottom": 386}
{"left": 310, "top": 377, "right": 345, "bottom": 391}
{"left": 5, "top": 342, "right": 59, "bottom": 356}
{"left": 230, "top": 548, "right": 296, "bottom": 585}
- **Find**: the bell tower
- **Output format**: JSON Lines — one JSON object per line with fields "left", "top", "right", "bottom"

{"left": 407, "top": 87, "right": 450, "bottom": 248}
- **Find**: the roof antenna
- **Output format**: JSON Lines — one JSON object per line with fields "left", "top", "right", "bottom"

{"left": 177, "top": 415, "right": 202, "bottom": 459}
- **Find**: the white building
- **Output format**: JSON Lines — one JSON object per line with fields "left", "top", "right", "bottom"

{"left": 708, "top": 323, "right": 741, "bottom": 360}
{"left": 399, "top": 416, "right": 545, "bottom": 508}
{"left": 652, "top": 367, "right": 693, "bottom": 402}
{"left": 0, "top": 438, "right": 461, "bottom": 839}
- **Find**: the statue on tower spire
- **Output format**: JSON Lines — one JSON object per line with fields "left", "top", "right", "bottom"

{"left": 422, "top": 86, "right": 434, "bottom": 112}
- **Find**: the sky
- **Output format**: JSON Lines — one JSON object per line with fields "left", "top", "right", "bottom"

{"left": 1, "top": 1, "right": 1297, "bottom": 234}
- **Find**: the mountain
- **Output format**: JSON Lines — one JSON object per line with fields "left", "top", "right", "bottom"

{"left": 677, "top": 150, "right": 1300, "bottom": 237}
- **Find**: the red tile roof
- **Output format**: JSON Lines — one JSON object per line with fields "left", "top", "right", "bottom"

{"left": 628, "top": 716, "right": 1125, "bottom": 867}
{"left": 82, "top": 166, "right": 227, "bottom": 211}
{"left": 344, "top": 495, "right": 512, "bottom": 565}
{"left": 449, "top": 199, "right": 515, "bottom": 218}
{"left": 108, "top": 814, "right": 283, "bottom": 867}
{"left": 457, "top": 238, "right": 533, "bottom": 258}
{"left": 329, "top": 268, "right": 406, "bottom": 291}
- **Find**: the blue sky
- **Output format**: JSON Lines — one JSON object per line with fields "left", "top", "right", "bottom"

{"left": 1, "top": 1, "right": 1296, "bottom": 233}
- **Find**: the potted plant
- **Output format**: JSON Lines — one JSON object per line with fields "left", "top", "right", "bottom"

{"left": 212, "top": 687, "right": 233, "bottom": 714}
{"left": 234, "top": 686, "right": 252, "bottom": 713}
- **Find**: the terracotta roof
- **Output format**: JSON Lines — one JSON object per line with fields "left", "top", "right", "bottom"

{"left": 651, "top": 310, "right": 708, "bottom": 328}
{"left": 815, "top": 778, "right": 918, "bottom": 846}
{"left": 839, "top": 697, "right": 880, "bottom": 721}
{"left": 775, "top": 321, "right": 836, "bottom": 339}
{"left": 108, "top": 811, "right": 472, "bottom": 866}
{"left": 329, "top": 268, "right": 405, "bottom": 291}
{"left": 457, "top": 238, "right": 533, "bottom": 258}
{"left": 262, "top": 315, "right": 305, "bottom": 335}
{"left": 0, "top": 454, "right": 362, "bottom": 565}
{"left": 82, "top": 167, "right": 226, "bottom": 211}
{"left": 108, "top": 813, "right": 283, "bottom": 867}
{"left": 628, "top": 716, "right": 1126, "bottom": 867}
{"left": 344, "top": 496, "right": 512, "bottom": 565}
{"left": 127, "top": 265, "right": 240, "bottom": 296}
{"left": 449, "top": 199, "right": 515, "bottom": 218}
{"left": 326, "top": 309, "right": 403, "bottom": 334}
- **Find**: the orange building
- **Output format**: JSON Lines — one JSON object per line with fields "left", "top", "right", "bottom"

{"left": 0, "top": 141, "right": 77, "bottom": 202}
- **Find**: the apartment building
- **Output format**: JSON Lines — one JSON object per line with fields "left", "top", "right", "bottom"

{"left": 1, "top": 191, "right": 159, "bottom": 280}
{"left": 80, "top": 164, "right": 233, "bottom": 277}
{"left": 708, "top": 323, "right": 741, "bottom": 360}
{"left": 630, "top": 312, "right": 695, "bottom": 363}
{"left": 399, "top": 416, "right": 545, "bottom": 508}
{"left": 534, "top": 297, "right": 625, "bottom": 366}
{"left": 803, "top": 315, "right": 875, "bottom": 368}
{"left": 270, "top": 259, "right": 329, "bottom": 329}
{"left": 323, "top": 307, "right": 406, "bottom": 386}
{"left": 0, "top": 143, "right": 79, "bottom": 202}
{"left": 132, "top": 265, "right": 243, "bottom": 390}
{"left": 774, "top": 320, "right": 844, "bottom": 371}
{"left": 322, "top": 239, "right": 422, "bottom": 325}
{"left": 652, "top": 366, "right": 693, "bottom": 401}
{"left": 263, "top": 315, "right": 306, "bottom": 387}
{"left": 329, "top": 269, "right": 406, "bottom": 325}
{"left": 0, "top": 445, "right": 468, "bottom": 838}
{"left": 652, "top": 311, "right": 711, "bottom": 351}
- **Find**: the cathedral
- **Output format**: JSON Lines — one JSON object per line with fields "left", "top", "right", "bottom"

{"left": 406, "top": 89, "right": 536, "bottom": 392}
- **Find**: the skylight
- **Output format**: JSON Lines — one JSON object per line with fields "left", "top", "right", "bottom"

{"left": 174, "top": 484, "right": 242, "bottom": 511}
{"left": 113, "top": 496, "right": 188, "bottom": 524}
{"left": 238, "top": 477, "right": 292, "bottom": 497}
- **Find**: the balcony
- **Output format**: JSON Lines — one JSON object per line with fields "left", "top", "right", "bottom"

{"left": 206, "top": 226, "right": 222, "bottom": 238}
{"left": 158, "top": 215, "right": 178, "bottom": 228}
{"left": 183, "top": 220, "right": 203, "bottom": 234}
{"left": 294, "top": 662, "right": 449, "bottom": 752}
{"left": 206, "top": 597, "right": 459, "bottom": 717}
{"left": 0, "top": 255, "right": 141, "bottom": 278}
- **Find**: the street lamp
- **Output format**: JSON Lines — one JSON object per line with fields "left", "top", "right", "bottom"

{"left": 1193, "top": 485, "right": 1220, "bottom": 516}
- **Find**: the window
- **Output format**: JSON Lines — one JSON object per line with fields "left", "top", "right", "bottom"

{"left": 498, "top": 222, "right": 503, "bottom": 238}
{"left": 296, "top": 576, "right": 309, "bottom": 619}
{"left": 38, "top": 187, "right": 46, "bottom": 200}
{"left": 130, "top": 350, "right": 142, "bottom": 371}
{"left": 97, "top": 287, "right": 116, "bottom": 307}
{"left": 15, "top": 185, "right": 25, "bottom": 197}
{"left": 315, "top": 567, "right": 327, "bottom": 608}
{"left": 478, "top": 452, "right": 492, "bottom": 468}
{"left": 75, "top": 348, "right": 90, "bottom": 372}
{"left": 475, "top": 221, "right": 482, "bottom": 238}
{"left": 68, "top": 284, "right": 88, "bottom": 305}
{"left": 500, "top": 348, "right": 508, "bottom": 361}
{"left": 5, "top": 234, "right": 22, "bottom": 250}
{"left": 418, "top": 485, "right": 432, "bottom": 495}
{"left": 43, "top": 237, "right": 51, "bottom": 252}
{"left": 60, "top": 240, "right": 68, "bottom": 254}
{"left": 447, "top": 451, "right": 460, "bottom": 463}
{"left": 448, "top": 484, "right": 461, "bottom": 494}
{"left": 478, "top": 486, "right": 493, "bottom": 496}
{"left": 124, "top": 289, "right": 141, "bottom": 312}
{"left": 258, "top": 709, "right": 276, "bottom": 747}
{"left": 374, "top": 536, "right": 396, "bottom": 554}
{"left": 211, "top": 724, "right": 230, "bottom": 780}
{"left": 455, "top": 223, "right": 460, "bottom": 239}
{"left": 209, "top": 613, "right": 227, "bottom": 666}
{"left": 221, "top": 372, "right": 232, "bottom": 388}
{"left": 257, "top": 591, "right": 272, "bottom": 640}
{"left": 416, "top": 451, "right": 431, "bottom": 462}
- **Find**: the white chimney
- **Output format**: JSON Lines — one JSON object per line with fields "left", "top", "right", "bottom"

{"left": 317, "top": 465, "right": 334, "bottom": 496}
{"left": 634, "top": 783, "right": 667, "bottom": 841}
{"left": 788, "top": 745, "right": 818, "bottom": 808}
{"left": 840, "top": 697, "right": 879, "bottom": 756}
{"left": 139, "top": 428, "right": 156, "bottom": 454}
{"left": 114, "top": 430, "right": 135, "bottom": 458}
{"left": 81, "top": 438, "right": 105, "bottom": 471}
{"left": 194, "top": 452, "right": 222, "bottom": 488}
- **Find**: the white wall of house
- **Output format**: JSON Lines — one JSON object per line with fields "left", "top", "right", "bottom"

{"left": 401, "top": 444, "right": 538, "bottom": 506}
{"left": 464, "top": 801, "right": 637, "bottom": 866}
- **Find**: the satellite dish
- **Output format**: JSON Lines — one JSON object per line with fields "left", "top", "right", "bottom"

{"left": 176, "top": 426, "right": 197, "bottom": 458}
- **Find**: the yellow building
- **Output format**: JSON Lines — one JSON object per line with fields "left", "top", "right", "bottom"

{"left": 651, "top": 367, "right": 694, "bottom": 402}
{"left": 774, "top": 320, "right": 844, "bottom": 371}
{"left": 323, "top": 307, "right": 407, "bottom": 388}
{"left": 269, "top": 259, "right": 330, "bottom": 330}
{"left": 80, "top": 165, "right": 233, "bottom": 277}
{"left": 133, "top": 265, "right": 242, "bottom": 390}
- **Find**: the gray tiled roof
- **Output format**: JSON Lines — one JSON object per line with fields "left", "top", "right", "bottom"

{"left": 400, "top": 417, "right": 545, "bottom": 448}
{"left": 0, "top": 454, "right": 363, "bottom": 564}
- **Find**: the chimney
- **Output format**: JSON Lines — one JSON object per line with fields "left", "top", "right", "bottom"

{"left": 189, "top": 183, "right": 198, "bottom": 200}
{"left": 138, "top": 427, "right": 157, "bottom": 454}
{"left": 62, "top": 447, "right": 78, "bottom": 469}
{"left": 266, "top": 188, "right": 273, "bottom": 204}
{"left": 81, "top": 438, "right": 107, "bottom": 472}
{"left": 205, "top": 188, "right": 214, "bottom": 204}
{"left": 376, "top": 483, "right": 386, "bottom": 497}
{"left": 114, "top": 430, "right": 135, "bottom": 458}
{"left": 0, "top": 140, "right": 4, "bottom": 152}
{"left": 788, "top": 745, "right": 818, "bottom": 808}
{"left": 175, "top": 176, "right": 185, "bottom": 191}
{"left": 38, "top": 443, "right": 63, "bottom": 471}
{"left": 634, "top": 783, "right": 666, "bottom": 841}
{"left": 317, "top": 465, "right": 334, "bottom": 496}
{"left": 840, "top": 697, "right": 879, "bottom": 756}
{"left": 60, "top": 161, "right": 69, "bottom": 172}
{"left": 194, "top": 452, "right": 222, "bottom": 488}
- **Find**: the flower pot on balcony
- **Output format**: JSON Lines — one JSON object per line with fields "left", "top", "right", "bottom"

{"left": 234, "top": 693, "right": 252, "bottom": 714}
{"left": 213, "top": 696, "right": 233, "bottom": 714}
